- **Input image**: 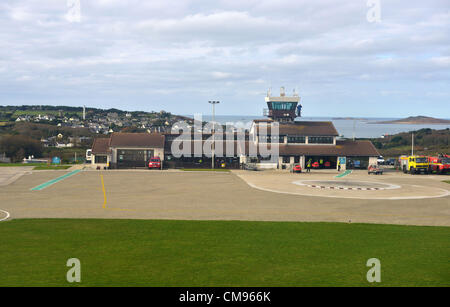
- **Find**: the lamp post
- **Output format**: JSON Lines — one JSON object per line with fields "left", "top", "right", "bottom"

{"left": 208, "top": 100, "right": 220, "bottom": 169}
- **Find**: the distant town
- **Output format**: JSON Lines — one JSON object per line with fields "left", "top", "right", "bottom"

{"left": 0, "top": 105, "right": 193, "bottom": 134}
{"left": 0, "top": 105, "right": 193, "bottom": 163}
{"left": 0, "top": 105, "right": 194, "bottom": 148}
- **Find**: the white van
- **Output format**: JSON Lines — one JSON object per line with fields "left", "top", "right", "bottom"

{"left": 86, "top": 149, "right": 92, "bottom": 162}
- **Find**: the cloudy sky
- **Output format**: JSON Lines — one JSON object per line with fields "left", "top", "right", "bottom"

{"left": 1, "top": 0, "right": 449, "bottom": 117}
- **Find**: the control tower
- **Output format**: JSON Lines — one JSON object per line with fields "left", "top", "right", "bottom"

{"left": 263, "top": 87, "right": 301, "bottom": 122}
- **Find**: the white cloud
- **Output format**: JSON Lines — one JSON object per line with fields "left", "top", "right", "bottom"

{"left": 0, "top": 0, "right": 449, "bottom": 117}
{"left": 431, "top": 56, "right": 450, "bottom": 67}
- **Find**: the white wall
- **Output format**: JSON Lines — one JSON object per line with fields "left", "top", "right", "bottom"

{"left": 369, "top": 156, "right": 378, "bottom": 166}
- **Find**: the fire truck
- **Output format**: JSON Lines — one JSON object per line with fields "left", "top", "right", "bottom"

{"left": 428, "top": 155, "right": 450, "bottom": 174}
{"left": 399, "top": 155, "right": 430, "bottom": 174}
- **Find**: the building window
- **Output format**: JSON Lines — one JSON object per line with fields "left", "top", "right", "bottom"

{"left": 95, "top": 155, "right": 107, "bottom": 164}
{"left": 258, "top": 135, "right": 284, "bottom": 143}
{"left": 287, "top": 136, "right": 306, "bottom": 144}
{"left": 309, "top": 137, "right": 333, "bottom": 144}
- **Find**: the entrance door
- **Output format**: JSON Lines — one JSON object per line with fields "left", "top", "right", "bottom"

{"left": 117, "top": 150, "right": 146, "bottom": 168}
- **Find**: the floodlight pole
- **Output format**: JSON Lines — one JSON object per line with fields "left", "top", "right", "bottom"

{"left": 208, "top": 101, "right": 220, "bottom": 169}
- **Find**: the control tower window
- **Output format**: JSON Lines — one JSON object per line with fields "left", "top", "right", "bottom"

{"left": 270, "top": 102, "right": 296, "bottom": 110}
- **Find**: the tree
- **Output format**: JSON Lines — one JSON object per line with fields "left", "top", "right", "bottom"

{"left": 0, "top": 135, "right": 43, "bottom": 162}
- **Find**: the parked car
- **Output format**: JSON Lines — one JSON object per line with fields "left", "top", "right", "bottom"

{"left": 368, "top": 164, "right": 383, "bottom": 175}
{"left": 243, "top": 163, "right": 258, "bottom": 171}
{"left": 385, "top": 158, "right": 396, "bottom": 166}
{"left": 312, "top": 161, "right": 320, "bottom": 168}
{"left": 377, "top": 156, "right": 385, "bottom": 165}
{"left": 290, "top": 164, "right": 302, "bottom": 173}
{"left": 148, "top": 157, "right": 162, "bottom": 169}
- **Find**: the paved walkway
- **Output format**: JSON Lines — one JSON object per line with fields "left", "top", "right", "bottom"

{"left": 0, "top": 167, "right": 32, "bottom": 187}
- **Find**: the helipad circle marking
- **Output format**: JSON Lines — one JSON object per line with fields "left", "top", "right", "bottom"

{"left": 293, "top": 180, "right": 401, "bottom": 191}
{"left": 0, "top": 209, "right": 10, "bottom": 222}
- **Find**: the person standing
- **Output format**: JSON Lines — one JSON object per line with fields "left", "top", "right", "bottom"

{"left": 306, "top": 159, "right": 312, "bottom": 173}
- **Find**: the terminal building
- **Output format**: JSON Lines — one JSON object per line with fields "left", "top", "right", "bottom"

{"left": 91, "top": 88, "right": 380, "bottom": 170}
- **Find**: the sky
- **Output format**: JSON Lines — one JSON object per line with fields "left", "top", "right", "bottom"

{"left": 0, "top": 0, "right": 449, "bottom": 118}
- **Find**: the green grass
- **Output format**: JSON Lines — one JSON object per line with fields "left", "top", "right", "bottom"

{"left": 0, "top": 163, "right": 73, "bottom": 169}
{"left": 33, "top": 165, "right": 72, "bottom": 170}
{"left": 0, "top": 163, "right": 47, "bottom": 167}
{"left": 181, "top": 168, "right": 230, "bottom": 172}
{"left": 0, "top": 219, "right": 448, "bottom": 287}
{"left": 443, "top": 180, "right": 450, "bottom": 184}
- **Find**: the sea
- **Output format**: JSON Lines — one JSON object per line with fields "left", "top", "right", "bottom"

{"left": 191, "top": 115, "right": 450, "bottom": 139}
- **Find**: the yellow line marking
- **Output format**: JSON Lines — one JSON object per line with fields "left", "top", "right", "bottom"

{"left": 101, "top": 174, "right": 107, "bottom": 209}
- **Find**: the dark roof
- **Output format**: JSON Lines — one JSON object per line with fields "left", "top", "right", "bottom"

{"left": 109, "top": 133, "right": 165, "bottom": 148}
{"left": 91, "top": 138, "right": 110, "bottom": 154}
{"left": 278, "top": 140, "right": 380, "bottom": 157}
{"left": 165, "top": 139, "right": 379, "bottom": 157}
{"left": 255, "top": 121, "right": 339, "bottom": 136}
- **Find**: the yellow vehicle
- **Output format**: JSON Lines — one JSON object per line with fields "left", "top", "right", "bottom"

{"left": 399, "top": 155, "right": 430, "bottom": 174}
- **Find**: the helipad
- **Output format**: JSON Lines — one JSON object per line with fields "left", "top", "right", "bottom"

{"left": 235, "top": 170, "right": 450, "bottom": 200}
{"left": 293, "top": 180, "right": 400, "bottom": 191}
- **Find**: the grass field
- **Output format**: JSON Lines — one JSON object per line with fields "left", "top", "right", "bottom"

{"left": 0, "top": 163, "right": 47, "bottom": 167}
{"left": 33, "top": 165, "right": 72, "bottom": 170}
{"left": 0, "top": 163, "right": 75, "bottom": 169}
{"left": 0, "top": 219, "right": 448, "bottom": 287}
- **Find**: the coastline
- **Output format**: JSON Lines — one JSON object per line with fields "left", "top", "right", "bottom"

{"left": 370, "top": 121, "right": 450, "bottom": 125}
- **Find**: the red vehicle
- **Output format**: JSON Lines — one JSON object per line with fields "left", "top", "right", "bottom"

{"left": 312, "top": 161, "right": 320, "bottom": 168}
{"left": 291, "top": 164, "right": 302, "bottom": 173}
{"left": 428, "top": 156, "right": 450, "bottom": 174}
{"left": 148, "top": 157, "right": 162, "bottom": 169}
{"left": 324, "top": 161, "right": 331, "bottom": 168}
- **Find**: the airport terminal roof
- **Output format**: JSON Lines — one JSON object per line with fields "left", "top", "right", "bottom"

{"left": 91, "top": 138, "right": 110, "bottom": 154}
{"left": 255, "top": 121, "right": 339, "bottom": 136}
{"left": 278, "top": 140, "right": 380, "bottom": 157}
{"left": 109, "top": 133, "right": 165, "bottom": 148}
{"left": 164, "top": 139, "right": 379, "bottom": 157}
